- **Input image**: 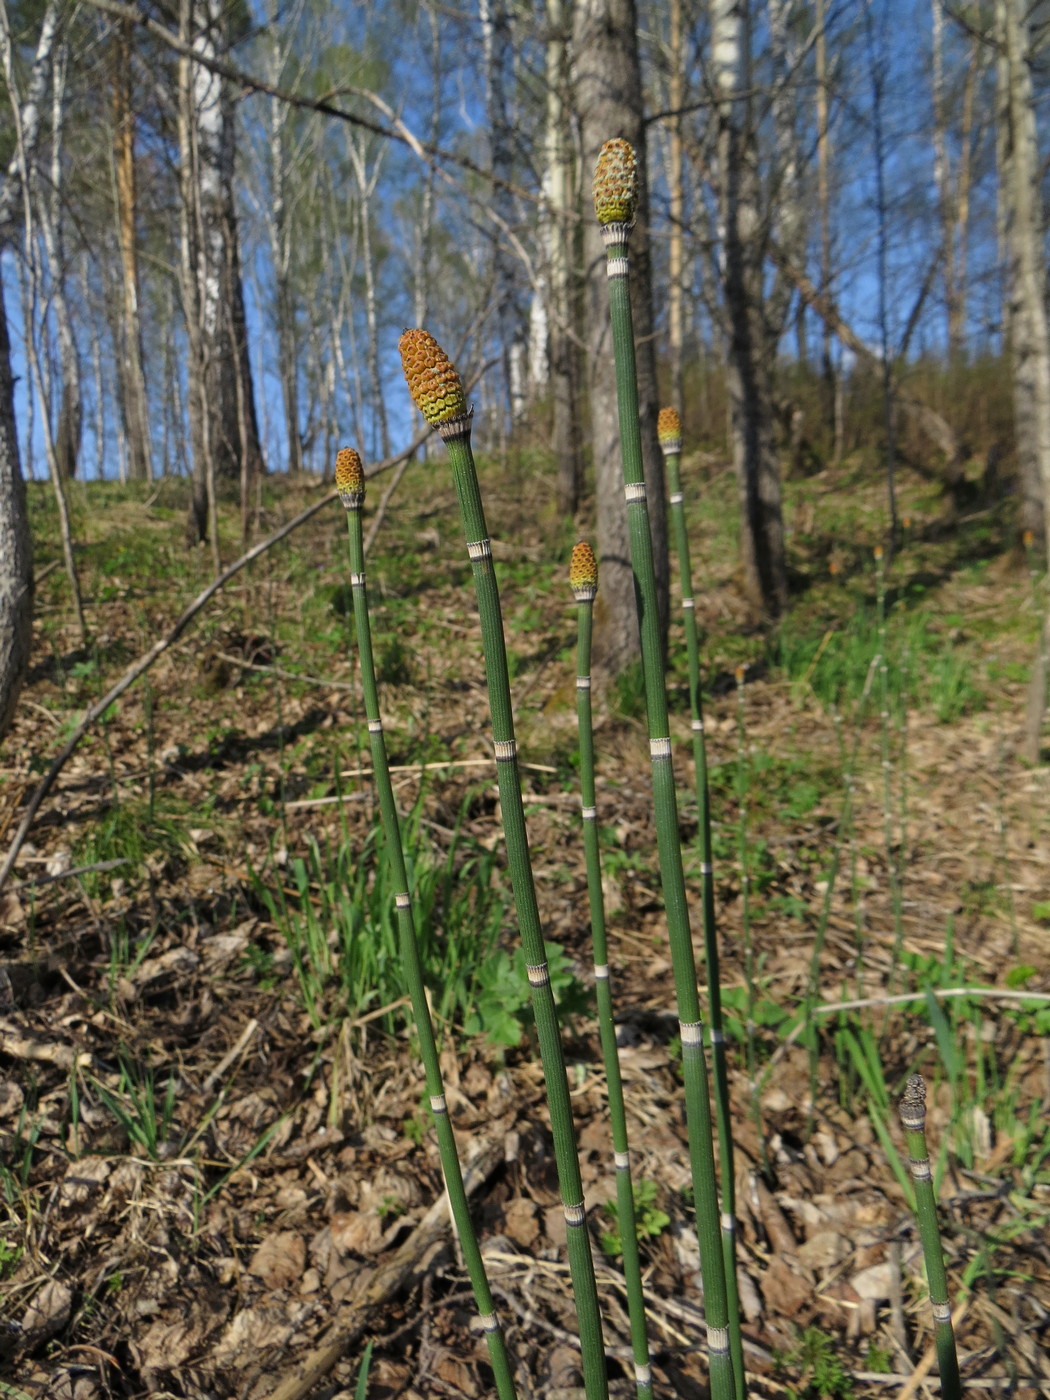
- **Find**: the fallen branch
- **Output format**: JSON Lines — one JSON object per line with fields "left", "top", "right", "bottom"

{"left": 0, "top": 436, "right": 427, "bottom": 894}
{"left": 263, "top": 1137, "right": 502, "bottom": 1400}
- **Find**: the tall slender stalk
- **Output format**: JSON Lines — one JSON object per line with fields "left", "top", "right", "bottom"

{"left": 898, "top": 1076, "right": 963, "bottom": 1400}
{"left": 398, "top": 333, "right": 609, "bottom": 1400}
{"left": 659, "top": 407, "right": 745, "bottom": 1398}
{"left": 734, "top": 666, "right": 765, "bottom": 1193}
{"left": 335, "top": 447, "right": 518, "bottom": 1400}
{"left": 593, "top": 140, "right": 737, "bottom": 1400}
{"left": 570, "top": 541, "right": 653, "bottom": 1400}
{"left": 875, "top": 546, "right": 905, "bottom": 995}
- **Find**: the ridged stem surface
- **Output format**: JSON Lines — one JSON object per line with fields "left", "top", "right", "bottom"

{"left": 603, "top": 229, "right": 736, "bottom": 1400}
{"left": 664, "top": 442, "right": 745, "bottom": 1400}
{"left": 899, "top": 1077, "right": 962, "bottom": 1400}
{"left": 575, "top": 589, "right": 654, "bottom": 1400}
{"left": 442, "top": 423, "right": 609, "bottom": 1400}
{"left": 342, "top": 493, "right": 519, "bottom": 1400}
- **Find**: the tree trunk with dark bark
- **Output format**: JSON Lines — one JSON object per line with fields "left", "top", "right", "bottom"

{"left": 0, "top": 277, "right": 33, "bottom": 742}
{"left": 573, "top": 0, "right": 669, "bottom": 676}
{"left": 712, "top": 0, "right": 788, "bottom": 618}
{"left": 0, "top": 0, "right": 63, "bottom": 735}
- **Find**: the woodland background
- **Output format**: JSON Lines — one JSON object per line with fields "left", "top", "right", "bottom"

{"left": 0, "top": 0, "right": 1049, "bottom": 1397}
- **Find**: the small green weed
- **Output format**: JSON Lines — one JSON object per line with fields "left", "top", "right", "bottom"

{"left": 464, "top": 942, "right": 589, "bottom": 1047}
{"left": 251, "top": 805, "right": 509, "bottom": 1034}
{"left": 774, "top": 1325, "right": 854, "bottom": 1400}
{"left": 88, "top": 1056, "right": 179, "bottom": 1160}
{"left": 599, "top": 1180, "right": 670, "bottom": 1258}
{"left": 0, "top": 1236, "right": 22, "bottom": 1278}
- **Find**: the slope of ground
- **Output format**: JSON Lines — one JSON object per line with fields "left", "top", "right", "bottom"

{"left": 1, "top": 447, "right": 1048, "bottom": 1399}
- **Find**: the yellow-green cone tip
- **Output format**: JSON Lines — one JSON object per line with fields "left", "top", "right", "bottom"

{"left": 335, "top": 446, "right": 365, "bottom": 509}
{"left": 593, "top": 139, "right": 638, "bottom": 227}
{"left": 570, "top": 541, "right": 598, "bottom": 600}
{"left": 335, "top": 447, "right": 364, "bottom": 494}
{"left": 398, "top": 329, "right": 468, "bottom": 426}
{"left": 657, "top": 407, "right": 682, "bottom": 451}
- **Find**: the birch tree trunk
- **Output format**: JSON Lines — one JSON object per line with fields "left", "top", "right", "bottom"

{"left": 480, "top": 0, "right": 521, "bottom": 434}
{"left": 346, "top": 133, "right": 389, "bottom": 461}
{"left": 0, "top": 0, "right": 59, "bottom": 732}
{"left": 930, "top": 0, "right": 957, "bottom": 360}
{"left": 0, "top": 272, "right": 32, "bottom": 741}
{"left": 38, "top": 47, "right": 81, "bottom": 481}
{"left": 814, "top": 0, "right": 840, "bottom": 459}
{"left": 667, "top": 0, "right": 685, "bottom": 415}
{"left": 712, "top": 0, "right": 787, "bottom": 616}
{"left": 997, "top": 0, "right": 1050, "bottom": 757}
{"left": 180, "top": 0, "right": 263, "bottom": 550}
{"left": 997, "top": 0, "right": 1050, "bottom": 552}
{"left": 545, "top": 0, "right": 581, "bottom": 516}
{"left": 112, "top": 18, "right": 151, "bottom": 481}
{"left": 573, "top": 0, "right": 669, "bottom": 676}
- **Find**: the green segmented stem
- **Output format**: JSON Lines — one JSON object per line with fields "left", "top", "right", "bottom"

{"left": 340, "top": 470, "right": 519, "bottom": 1400}
{"left": 573, "top": 564, "right": 654, "bottom": 1400}
{"left": 663, "top": 436, "right": 745, "bottom": 1400}
{"left": 898, "top": 1076, "right": 962, "bottom": 1400}
{"left": 437, "top": 416, "right": 609, "bottom": 1400}
{"left": 601, "top": 224, "right": 736, "bottom": 1400}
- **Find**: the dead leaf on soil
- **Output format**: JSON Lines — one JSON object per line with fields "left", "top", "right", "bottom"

{"left": 503, "top": 1196, "right": 539, "bottom": 1247}
{"left": 21, "top": 1277, "right": 72, "bottom": 1339}
{"left": 249, "top": 1230, "right": 307, "bottom": 1289}
{"left": 135, "top": 1318, "right": 199, "bottom": 1373}
{"left": 213, "top": 1306, "right": 294, "bottom": 1365}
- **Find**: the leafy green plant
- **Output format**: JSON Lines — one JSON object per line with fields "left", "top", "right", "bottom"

{"left": 599, "top": 1180, "right": 670, "bottom": 1258}
{"left": 464, "top": 943, "right": 589, "bottom": 1048}
{"left": 250, "top": 810, "right": 506, "bottom": 1034}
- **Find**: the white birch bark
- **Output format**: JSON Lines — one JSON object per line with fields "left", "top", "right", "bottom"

{"left": 346, "top": 131, "right": 390, "bottom": 460}
{"left": 37, "top": 45, "right": 81, "bottom": 481}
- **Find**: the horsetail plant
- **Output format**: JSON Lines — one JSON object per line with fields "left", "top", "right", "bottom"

{"left": 898, "top": 1075, "right": 963, "bottom": 1400}
{"left": 659, "top": 409, "right": 745, "bottom": 1394}
{"left": 335, "top": 447, "right": 519, "bottom": 1400}
{"left": 594, "top": 139, "right": 738, "bottom": 1400}
{"left": 734, "top": 665, "right": 764, "bottom": 1187}
{"left": 570, "top": 541, "right": 654, "bottom": 1400}
{"left": 397, "top": 332, "right": 609, "bottom": 1400}
{"left": 874, "top": 545, "right": 905, "bottom": 995}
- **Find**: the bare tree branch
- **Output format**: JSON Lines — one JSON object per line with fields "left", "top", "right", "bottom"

{"left": 83, "top": 0, "right": 544, "bottom": 206}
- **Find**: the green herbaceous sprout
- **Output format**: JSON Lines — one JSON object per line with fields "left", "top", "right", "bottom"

{"left": 398, "top": 332, "right": 610, "bottom": 1400}
{"left": 595, "top": 139, "right": 738, "bottom": 1400}
{"left": 658, "top": 410, "right": 746, "bottom": 1397}
{"left": 570, "top": 542, "right": 654, "bottom": 1400}
{"left": 898, "top": 1076, "right": 962, "bottom": 1400}
{"left": 334, "top": 445, "right": 518, "bottom": 1400}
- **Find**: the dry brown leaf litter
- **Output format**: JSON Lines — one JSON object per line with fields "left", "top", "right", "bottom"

{"left": 1, "top": 465, "right": 1048, "bottom": 1399}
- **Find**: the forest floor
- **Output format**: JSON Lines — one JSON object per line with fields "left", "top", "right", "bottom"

{"left": 1, "top": 438, "right": 1049, "bottom": 1400}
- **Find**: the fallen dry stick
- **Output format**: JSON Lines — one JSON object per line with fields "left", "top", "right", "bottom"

{"left": 264, "top": 1137, "right": 502, "bottom": 1400}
